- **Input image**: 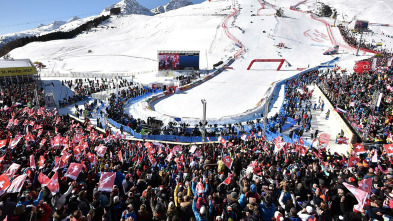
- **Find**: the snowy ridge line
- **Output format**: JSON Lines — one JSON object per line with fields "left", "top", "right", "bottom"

{"left": 39, "top": 69, "right": 155, "bottom": 79}
{"left": 289, "top": 0, "right": 377, "bottom": 54}
{"left": 221, "top": 0, "right": 245, "bottom": 59}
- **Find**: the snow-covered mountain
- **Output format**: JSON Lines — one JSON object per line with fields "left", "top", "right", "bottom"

{"left": 103, "top": 0, "right": 153, "bottom": 16}
{"left": 151, "top": 0, "right": 193, "bottom": 14}
{"left": 0, "top": 16, "right": 92, "bottom": 50}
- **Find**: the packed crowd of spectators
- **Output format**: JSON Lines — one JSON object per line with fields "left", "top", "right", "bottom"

{"left": 318, "top": 63, "right": 393, "bottom": 143}
{"left": 2, "top": 77, "right": 393, "bottom": 221}
{"left": 58, "top": 78, "right": 133, "bottom": 108}
{"left": 338, "top": 26, "right": 380, "bottom": 53}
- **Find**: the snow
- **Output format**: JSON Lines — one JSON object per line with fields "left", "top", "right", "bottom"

{"left": 0, "top": 16, "right": 97, "bottom": 50}
{"left": 152, "top": 0, "right": 193, "bottom": 14}
{"left": 3, "top": 0, "right": 393, "bottom": 145}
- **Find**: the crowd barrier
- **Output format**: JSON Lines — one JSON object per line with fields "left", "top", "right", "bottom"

{"left": 106, "top": 57, "right": 340, "bottom": 143}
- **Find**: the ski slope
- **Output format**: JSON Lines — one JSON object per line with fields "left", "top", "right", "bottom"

{"left": 7, "top": 0, "right": 393, "bottom": 128}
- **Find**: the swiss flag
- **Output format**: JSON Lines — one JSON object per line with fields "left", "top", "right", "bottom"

{"left": 228, "top": 142, "right": 234, "bottom": 148}
{"left": 5, "top": 163, "right": 20, "bottom": 178}
{"left": 9, "top": 135, "right": 22, "bottom": 149}
{"left": 299, "top": 137, "right": 304, "bottom": 146}
{"left": 343, "top": 183, "right": 368, "bottom": 208}
{"left": 6, "top": 174, "right": 27, "bottom": 193}
{"left": 37, "top": 129, "right": 43, "bottom": 137}
{"left": 73, "top": 146, "right": 81, "bottom": 157}
{"left": 144, "top": 142, "right": 153, "bottom": 149}
{"left": 95, "top": 145, "right": 107, "bottom": 157}
{"left": 46, "top": 171, "right": 59, "bottom": 195}
{"left": 384, "top": 144, "right": 393, "bottom": 156}
{"left": 296, "top": 145, "right": 307, "bottom": 156}
{"left": 39, "top": 138, "right": 46, "bottom": 147}
{"left": 148, "top": 148, "right": 156, "bottom": 155}
{"left": 219, "top": 137, "right": 226, "bottom": 146}
{"left": 0, "top": 174, "right": 11, "bottom": 196}
{"left": 29, "top": 155, "right": 36, "bottom": 169}
{"left": 353, "top": 143, "right": 366, "bottom": 154}
{"left": 98, "top": 172, "right": 116, "bottom": 192}
{"left": 53, "top": 135, "right": 61, "bottom": 147}
{"left": 221, "top": 173, "right": 233, "bottom": 185}
{"left": 64, "top": 163, "right": 83, "bottom": 180}
{"left": 358, "top": 178, "right": 372, "bottom": 194}
{"left": 87, "top": 153, "right": 97, "bottom": 165}
{"left": 173, "top": 145, "right": 182, "bottom": 153}
{"left": 348, "top": 156, "right": 360, "bottom": 167}
{"left": 149, "top": 155, "right": 157, "bottom": 166}
{"left": 223, "top": 156, "right": 232, "bottom": 169}
{"left": 38, "top": 171, "right": 50, "bottom": 187}
{"left": 39, "top": 156, "right": 45, "bottom": 169}
{"left": 0, "top": 140, "right": 7, "bottom": 148}
{"left": 136, "top": 142, "right": 142, "bottom": 148}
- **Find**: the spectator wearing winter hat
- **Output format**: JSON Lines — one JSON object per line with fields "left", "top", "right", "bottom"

{"left": 297, "top": 206, "right": 314, "bottom": 221}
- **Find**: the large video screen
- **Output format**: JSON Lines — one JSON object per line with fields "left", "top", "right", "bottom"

{"left": 158, "top": 52, "right": 199, "bottom": 70}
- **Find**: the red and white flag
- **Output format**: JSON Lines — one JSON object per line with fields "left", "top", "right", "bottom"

{"left": 144, "top": 142, "right": 153, "bottom": 149}
{"left": 384, "top": 144, "right": 393, "bottom": 156}
{"left": 343, "top": 182, "right": 368, "bottom": 208}
{"left": 0, "top": 174, "right": 10, "bottom": 196}
{"left": 98, "top": 172, "right": 116, "bottom": 192}
{"left": 87, "top": 153, "right": 97, "bottom": 165}
{"left": 166, "top": 152, "right": 173, "bottom": 162}
{"left": 9, "top": 135, "right": 22, "bottom": 149}
{"left": 173, "top": 145, "right": 182, "bottom": 153}
{"left": 299, "top": 137, "right": 304, "bottom": 146}
{"left": 46, "top": 171, "right": 59, "bottom": 195}
{"left": 39, "top": 156, "right": 45, "bottom": 169}
{"left": 348, "top": 156, "right": 360, "bottom": 167}
{"left": 241, "top": 134, "right": 247, "bottom": 141}
{"left": 95, "top": 145, "right": 107, "bottom": 157}
{"left": 39, "top": 138, "right": 46, "bottom": 147}
{"left": 5, "top": 163, "right": 20, "bottom": 178}
{"left": 222, "top": 173, "right": 233, "bottom": 185}
{"left": 0, "top": 140, "right": 7, "bottom": 148}
{"left": 6, "top": 174, "right": 27, "bottom": 193}
{"left": 353, "top": 143, "right": 366, "bottom": 154}
{"left": 223, "top": 156, "right": 232, "bottom": 169}
{"left": 148, "top": 155, "right": 157, "bottom": 166}
{"left": 29, "top": 155, "right": 36, "bottom": 169}
{"left": 136, "top": 142, "right": 142, "bottom": 148}
{"left": 296, "top": 145, "right": 308, "bottom": 156}
{"left": 318, "top": 133, "right": 331, "bottom": 146}
{"left": 219, "top": 137, "right": 226, "bottom": 146}
{"left": 64, "top": 163, "right": 83, "bottom": 180}
{"left": 38, "top": 171, "right": 50, "bottom": 187}
{"left": 358, "top": 178, "right": 372, "bottom": 194}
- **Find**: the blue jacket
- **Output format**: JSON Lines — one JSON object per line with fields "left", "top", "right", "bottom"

{"left": 192, "top": 199, "right": 207, "bottom": 221}
{"left": 259, "top": 202, "right": 277, "bottom": 221}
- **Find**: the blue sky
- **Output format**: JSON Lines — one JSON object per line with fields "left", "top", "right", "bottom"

{"left": 0, "top": 0, "right": 204, "bottom": 35}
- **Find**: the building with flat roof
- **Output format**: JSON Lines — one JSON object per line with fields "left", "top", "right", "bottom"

{"left": 0, "top": 59, "right": 37, "bottom": 84}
